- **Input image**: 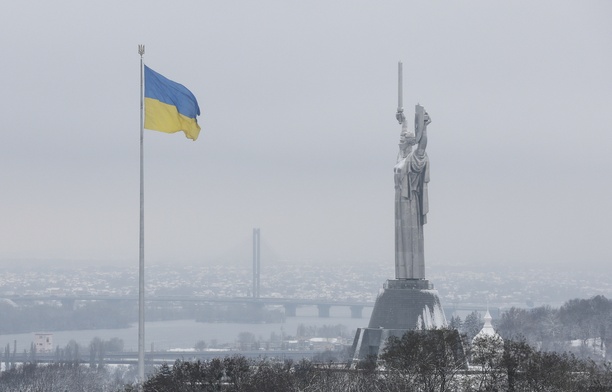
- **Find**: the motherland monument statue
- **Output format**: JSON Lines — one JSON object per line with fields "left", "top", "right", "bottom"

{"left": 351, "top": 62, "right": 446, "bottom": 364}
{"left": 394, "top": 101, "right": 430, "bottom": 280}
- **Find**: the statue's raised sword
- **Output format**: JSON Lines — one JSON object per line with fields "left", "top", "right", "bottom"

{"left": 395, "top": 61, "right": 407, "bottom": 134}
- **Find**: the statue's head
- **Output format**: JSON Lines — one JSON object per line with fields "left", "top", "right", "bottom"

{"left": 399, "top": 130, "right": 417, "bottom": 149}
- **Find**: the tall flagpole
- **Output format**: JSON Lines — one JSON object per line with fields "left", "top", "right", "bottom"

{"left": 137, "top": 44, "right": 146, "bottom": 384}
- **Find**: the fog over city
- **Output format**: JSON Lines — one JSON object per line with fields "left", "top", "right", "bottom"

{"left": 2, "top": 4, "right": 612, "bottom": 390}
{"left": 1, "top": 1, "right": 611, "bottom": 272}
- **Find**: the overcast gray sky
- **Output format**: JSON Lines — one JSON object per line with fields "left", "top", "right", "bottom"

{"left": 1, "top": 1, "right": 611, "bottom": 270}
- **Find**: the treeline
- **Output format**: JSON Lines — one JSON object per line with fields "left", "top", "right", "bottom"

{"left": 3, "top": 337, "right": 125, "bottom": 370}
{"left": 0, "top": 363, "right": 131, "bottom": 392}
{"left": 2, "top": 333, "right": 612, "bottom": 391}
{"left": 0, "top": 301, "right": 132, "bottom": 334}
{"left": 135, "top": 333, "right": 612, "bottom": 392}
{"left": 451, "top": 295, "right": 612, "bottom": 360}
{"left": 296, "top": 323, "right": 348, "bottom": 338}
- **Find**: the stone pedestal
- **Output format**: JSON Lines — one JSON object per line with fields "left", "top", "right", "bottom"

{"left": 351, "top": 279, "right": 446, "bottom": 364}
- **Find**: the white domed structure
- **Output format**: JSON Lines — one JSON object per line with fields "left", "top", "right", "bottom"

{"left": 472, "top": 310, "right": 503, "bottom": 344}
{"left": 470, "top": 310, "right": 504, "bottom": 369}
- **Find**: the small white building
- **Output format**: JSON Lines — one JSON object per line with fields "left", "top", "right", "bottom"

{"left": 472, "top": 310, "right": 503, "bottom": 343}
{"left": 34, "top": 333, "right": 53, "bottom": 353}
{"left": 470, "top": 310, "right": 503, "bottom": 369}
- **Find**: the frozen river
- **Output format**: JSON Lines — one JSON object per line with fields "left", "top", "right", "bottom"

{"left": 0, "top": 307, "right": 372, "bottom": 353}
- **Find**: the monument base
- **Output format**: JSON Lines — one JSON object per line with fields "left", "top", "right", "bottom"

{"left": 351, "top": 279, "right": 446, "bottom": 364}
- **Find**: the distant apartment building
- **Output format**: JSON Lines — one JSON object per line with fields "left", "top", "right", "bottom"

{"left": 34, "top": 333, "right": 53, "bottom": 353}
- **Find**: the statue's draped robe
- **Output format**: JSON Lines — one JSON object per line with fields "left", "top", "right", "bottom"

{"left": 394, "top": 149, "right": 429, "bottom": 279}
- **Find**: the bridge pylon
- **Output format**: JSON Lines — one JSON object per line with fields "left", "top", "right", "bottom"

{"left": 317, "top": 304, "right": 331, "bottom": 318}
{"left": 350, "top": 305, "right": 364, "bottom": 319}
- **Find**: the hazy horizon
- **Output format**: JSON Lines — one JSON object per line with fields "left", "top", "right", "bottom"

{"left": 1, "top": 2, "right": 610, "bottom": 269}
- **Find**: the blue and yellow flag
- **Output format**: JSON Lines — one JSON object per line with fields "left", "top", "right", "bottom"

{"left": 144, "top": 65, "right": 201, "bottom": 141}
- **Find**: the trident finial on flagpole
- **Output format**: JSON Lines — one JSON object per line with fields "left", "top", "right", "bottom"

{"left": 138, "top": 44, "right": 145, "bottom": 57}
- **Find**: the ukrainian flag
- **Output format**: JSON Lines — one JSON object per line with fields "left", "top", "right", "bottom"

{"left": 144, "top": 65, "right": 201, "bottom": 141}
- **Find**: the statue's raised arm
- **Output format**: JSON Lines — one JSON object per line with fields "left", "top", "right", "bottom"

{"left": 415, "top": 105, "right": 431, "bottom": 155}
